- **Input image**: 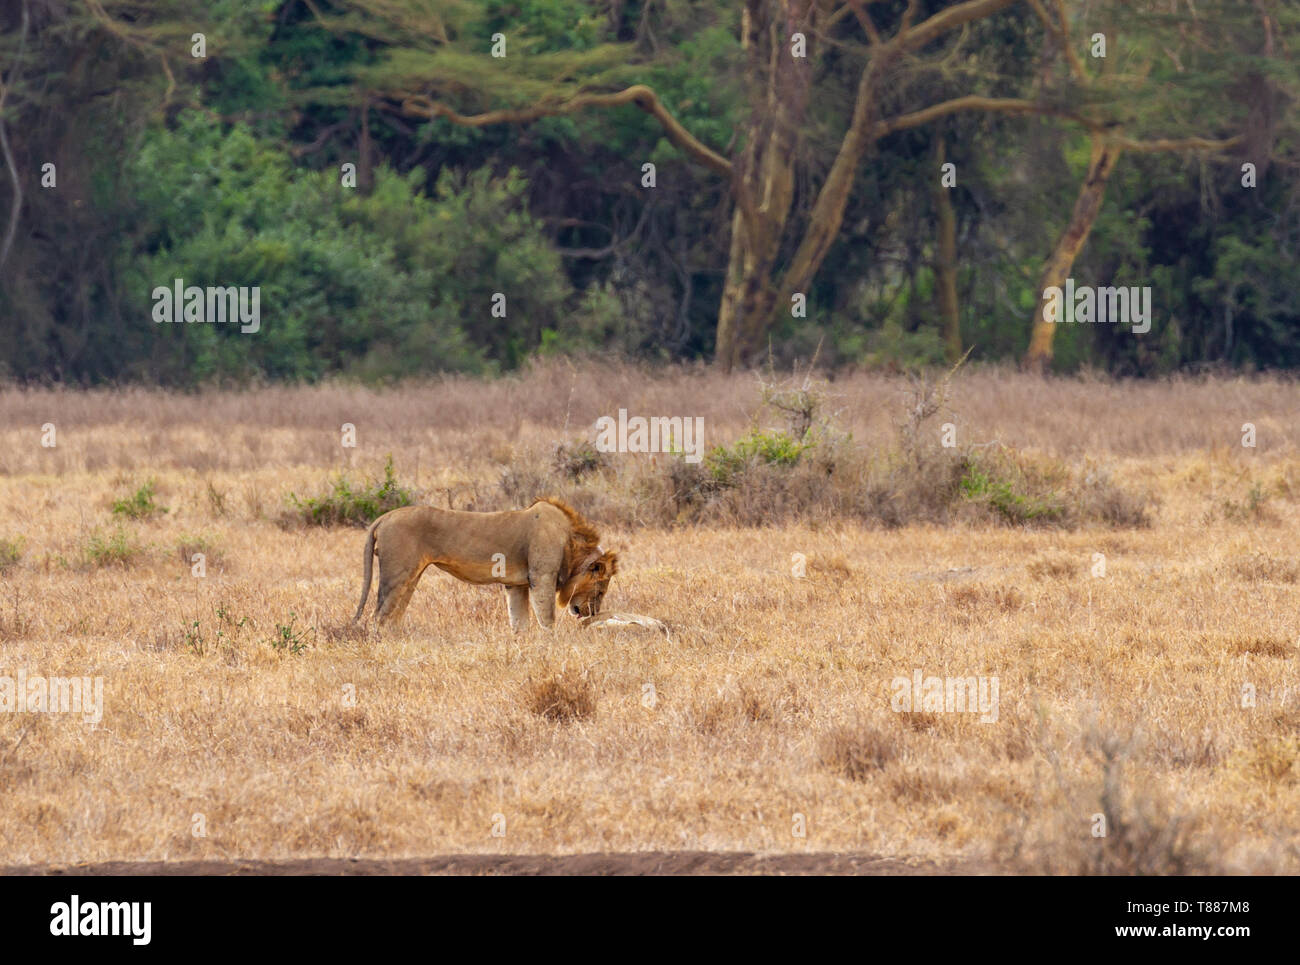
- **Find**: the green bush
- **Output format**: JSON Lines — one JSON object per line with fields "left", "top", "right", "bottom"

{"left": 706, "top": 428, "right": 811, "bottom": 486}
{"left": 959, "top": 459, "right": 1068, "bottom": 525}
{"left": 112, "top": 480, "right": 168, "bottom": 520}
{"left": 288, "top": 456, "right": 415, "bottom": 526}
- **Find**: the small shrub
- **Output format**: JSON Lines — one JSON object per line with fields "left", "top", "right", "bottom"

{"left": 206, "top": 481, "right": 228, "bottom": 517}
{"left": 183, "top": 620, "right": 207, "bottom": 656}
{"left": 269, "top": 612, "right": 311, "bottom": 655}
{"left": 1225, "top": 635, "right": 1293, "bottom": 659}
{"left": 819, "top": 723, "right": 898, "bottom": 781}
{"left": 176, "top": 534, "right": 222, "bottom": 568}
{"left": 666, "top": 458, "right": 716, "bottom": 514}
{"left": 287, "top": 456, "right": 414, "bottom": 526}
{"left": 1239, "top": 736, "right": 1300, "bottom": 785}
{"left": 1222, "top": 482, "right": 1272, "bottom": 523}
{"left": 320, "top": 621, "right": 372, "bottom": 644}
{"left": 757, "top": 359, "right": 827, "bottom": 442}
{"left": 553, "top": 440, "right": 605, "bottom": 480}
{"left": 705, "top": 428, "right": 810, "bottom": 487}
{"left": 0, "top": 603, "right": 31, "bottom": 642}
{"left": 1025, "top": 734, "right": 1219, "bottom": 874}
{"left": 498, "top": 464, "right": 550, "bottom": 505}
{"left": 960, "top": 458, "right": 1067, "bottom": 525}
{"left": 887, "top": 765, "right": 965, "bottom": 803}
{"left": 525, "top": 668, "right": 596, "bottom": 723}
{"left": 0, "top": 537, "right": 23, "bottom": 574}
{"left": 83, "top": 529, "right": 142, "bottom": 568}
{"left": 1075, "top": 468, "right": 1153, "bottom": 528}
{"left": 810, "top": 554, "right": 854, "bottom": 580}
{"left": 946, "top": 583, "right": 1024, "bottom": 611}
{"left": 112, "top": 479, "right": 168, "bottom": 520}
{"left": 184, "top": 605, "right": 249, "bottom": 656}
{"left": 243, "top": 480, "right": 266, "bottom": 519}
{"left": 693, "top": 683, "right": 804, "bottom": 733}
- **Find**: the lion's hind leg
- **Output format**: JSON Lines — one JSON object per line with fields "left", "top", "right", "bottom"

{"left": 375, "top": 556, "right": 429, "bottom": 625}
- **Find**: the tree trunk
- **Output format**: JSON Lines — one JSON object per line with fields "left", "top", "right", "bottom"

{"left": 359, "top": 98, "right": 374, "bottom": 193}
{"left": 769, "top": 50, "right": 894, "bottom": 332}
{"left": 713, "top": 0, "right": 1021, "bottom": 370}
{"left": 933, "top": 136, "right": 961, "bottom": 361}
{"left": 1022, "top": 134, "right": 1123, "bottom": 371}
{"left": 716, "top": 207, "right": 782, "bottom": 372}
{"left": 714, "top": 0, "right": 812, "bottom": 373}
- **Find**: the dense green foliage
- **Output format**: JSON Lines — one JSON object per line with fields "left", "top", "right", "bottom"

{"left": 0, "top": 0, "right": 1295, "bottom": 383}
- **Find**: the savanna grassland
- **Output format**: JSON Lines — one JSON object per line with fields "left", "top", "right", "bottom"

{"left": 1, "top": 362, "right": 1298, "bottom": 873}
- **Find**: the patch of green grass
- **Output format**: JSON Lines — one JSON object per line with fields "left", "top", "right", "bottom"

{"left": 112, "top": 479, "right": 168, "bottom": 520}
{"left": 288, "top": 455, "right": 415, "bottom": 526}
{"left": 0, "top": 537, "right": 23, "bottom": 574}
{"left": 83, "top": 529, "right": 143, "bottom": 568}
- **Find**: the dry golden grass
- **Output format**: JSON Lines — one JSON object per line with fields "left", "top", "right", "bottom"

{"left": 1, "top": 361, "right": 1298, "bottom": 871}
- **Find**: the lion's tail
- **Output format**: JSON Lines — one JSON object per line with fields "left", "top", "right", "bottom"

{"left": 352, "top": 515, "right": 385, "bottom": 622}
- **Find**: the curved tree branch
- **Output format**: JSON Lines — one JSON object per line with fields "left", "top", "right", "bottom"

{"left": 1110, "top": 133, "right": 1245, "bottom": 154}
{"left": 392, "top": 84, "right": 733, "bottom": 178}
{"left": 899, "top": 0, "right": 1021, "bottom": 52}
{"left": 876, "top": 95, "right": 1095, "bottom": 136}
{"left": 876, "top": 95, "right": 1245, "bottom": 156}
{"left": 83, "top": 0, "right": 176, "bottom": 105}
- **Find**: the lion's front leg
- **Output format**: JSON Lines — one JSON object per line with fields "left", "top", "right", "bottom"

{"left": 527, "top": 570, "right": 557, "bottom": 629}
{"left": 505, "top": 585, "right": 531, "bottom": 632}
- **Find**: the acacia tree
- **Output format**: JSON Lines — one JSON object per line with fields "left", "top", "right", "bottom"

{"left": 358, "top": 0, "right": 1272, "bottom": 370}
{"left": 1017, "top": 0, "right": 1288, "bottom": 371}
{"left": 356, "top": 0, "right": 1045, "bottom": 369}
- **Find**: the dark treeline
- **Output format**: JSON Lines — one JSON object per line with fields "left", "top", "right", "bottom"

{"left": 0, "top": 0, "right": 1296, "bottom": 385}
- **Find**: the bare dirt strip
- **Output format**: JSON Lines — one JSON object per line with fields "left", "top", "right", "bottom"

{"left": 2, "top": 852, "right": 1000, "bottom": 876}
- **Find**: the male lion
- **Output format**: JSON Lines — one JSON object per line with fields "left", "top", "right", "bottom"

{"left": 352, "top": 498, "right": 619, "bottom": 629}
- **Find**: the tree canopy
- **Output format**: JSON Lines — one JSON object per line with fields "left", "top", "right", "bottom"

{"left": 0, "top": 0, "right": 1296, "bottom": 384}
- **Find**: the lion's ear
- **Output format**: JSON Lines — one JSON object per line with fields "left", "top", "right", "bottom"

{"left": 584, "top": 550, "right": 618, "bottom": 578}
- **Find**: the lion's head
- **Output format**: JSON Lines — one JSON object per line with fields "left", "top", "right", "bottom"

{"left": 558, "top": 547, "right": 619, "bottom": 618}
{"left": 520, "top": 498, "right": 621, "bottom": 620}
